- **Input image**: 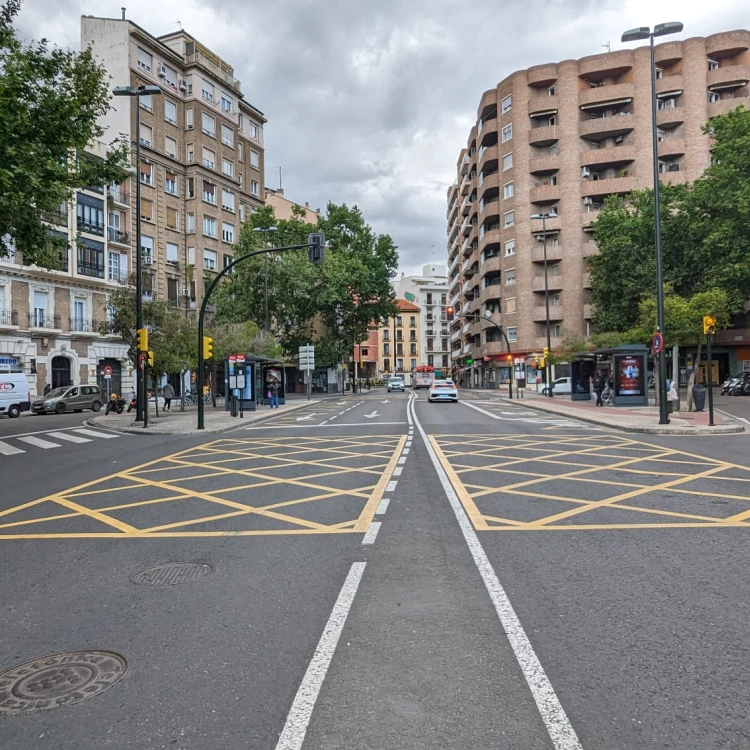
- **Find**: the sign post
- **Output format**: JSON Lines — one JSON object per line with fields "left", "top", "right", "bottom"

{"left": 704, "top": 316, "right": 716, "bottom": 426}
{"left": 299, "top": 344, "right": 315, "bottom": 401}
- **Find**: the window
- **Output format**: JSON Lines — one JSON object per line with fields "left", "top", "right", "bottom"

{"left": 221, "top": 124, "right": 234, "bottom": 147}
{"left": 186, "top": 143, "right": 194, "bottom": 163}
{"left": 139, "top": 94, "right": 153, "bottom": 112}
{"left": 552, "top": 324, "right": 561, "bottom": 338}
{"left": 32, "top": 291, "right": 47, "bottom": 326}
{"left": 238, "top": 173, "right": 243, "bottom": 189}
{"left": 552, "top": 294, "right": 561, "bottom": 307}
{"left": 108, "top": 252, "right": 125, "bottom": 282}
{"left": 361, "top": 348, "right": 369, "bottom": 357}
{"left": 505, "top": 297, "right": 516, "bottom": 314}
{"left": 187, "top": 247, "right": 195, "bottom": 266}
{"left": 550, "top": 263, "right": 561, "bottom": 276}
{"left": 504, "top": 239, "right": 515, "bottom": 256}
{"left": 222, "top": 222, "right": 234, "bottom": 243}
{"left": 139, "top": 123, "right": 152, "bottom": 147}
{"left": 77, "top": 238, "right": 105, "bottom": 279}
{"left": 202, "top": 113, "right": 216, "bottom": 137}
{"left": 548, "top": 85, "right": 556, "bottom": 96}
{"left": 250, "top": 150, "right": 259, "bottom": 169}
{"left": 250, "top": 180, "right": 259, "bottom": 196}
{"left": 222, "top": 158, "right": 234, "bottom": 177}
{"left": 203, "top": 248, "right": 217, "bottom": 271}
{"left": 410, "top": 315, "right": 416, "bottom": 326}
{"left": 655, "top": 68, "right": 663, "bottom": 80}
{"left": 141, "top": 234, "right": 154, "bottom": 259}
{"left": 186, "top": 177, "right": 195, "bottom": 198}
{"left": 222, "top": 189, "right": 235, "bottom": 211}
{"left": 76, "top": 195, "right": 104, "bottom": 235}
{"left": 202, "top": 79, "right": 214, "bottom": 102}
{"left": 238, "top": 113, "right": 244, "bottom": 130}
{"left": 502, "top": 153, "right": 513, "bottom": 171}
{"left": 162, "top": 65, "right": 176, "bottom": 88}
{"left": 223, "top": 253, "right": 233, "bottom": 272}
{"left": 203, "top": 216, "right": 217, "bottom": 237}
{"left": 249, "top": 122, "right": 259, "bottom": 140}
{"left": 708, "top": 58, "right": 719, "bottom": 71}
{"left": 221, "top": 95, "right": 233, "bottom": 114}
{"left": 165, "top": 136, "right": 177, "bottom": 158}
{"left": 501, "top": 95, "right": 512, "bottom": 113}
{"left": 140, "top": 163, "right": 153, "bottom": 185}
{"left": 503, "top": 182, "right": 514, "bottom": 199}
{"left": 396, "top": 316, "right": 403, "bottom": 327}
{"left": 137, "top": 48, "right": 152, "bottom": 72}
{"left": 383, "top": 358, "right": 391, "bottom": 371}
{"left": 504, "top": 210, "right": 515, "bottom": 228}
{"left": 140, "top": 198, "right": 153, "bottom": 222}
{"left": 708, "top": 91, "right": 721, "bottom": 103}
{"left": 239, "top": 204, "right": 245, "bottom": 221}
{"left": 383, "top": 343, "right": 390, "bottom": 356}
{"left": 501, "top": 123, "right": 512, "bottom": 142}
{"left": 187, "top": 213, "right": 195, "bottom": 233}
{"left": 165, "top": 171, "right": 178, "bottom": 195}
{"left": 185, "top": 108, "right": 194, "bottom": 129}
{"left": 166, "top": 207, "right": 178, "bottom": 230}
{"left": 550, "top": 235, "right": 559, "bottom": 247}
{"left": 167, "top": 277, "right": 179, "bottom": 304}
{"left": 166, "top": 242, "right": 179, "bottom": 264}
{"left": 203, "top": 181, "right": 216, "bottom": 204}
{"left": 237, "top": 142, "right": 243, "bottom": 162}
{"left": 164, "top": 100, "right": 177, "bottom": 125}
{"left": 202, "top": 147, "right": 215, "bottom": 169}
{"left": 506, "top": 327, "right": 517, "bottom": 343}
{"left": 505, "top": 268, "right": 516, "bottom": 285}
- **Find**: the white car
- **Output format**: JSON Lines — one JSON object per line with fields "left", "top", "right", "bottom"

{"left": 387, "top": 378, "right": 405, "bottom": 393}
{"left": 428, "top": 379, "right": 459, "bottom": 403}
{"left": 541, "top": 376, "right": 572, "bottom": 396}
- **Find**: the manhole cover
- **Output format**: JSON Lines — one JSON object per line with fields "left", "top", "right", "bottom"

{"left": 0, "top": 650, "right": 127, "bottom": 714}
{"left": 130, "top": 562, "right": 213, "bottom": 586}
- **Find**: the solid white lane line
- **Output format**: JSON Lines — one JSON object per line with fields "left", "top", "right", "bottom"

{"left": 386, "top": 480, "right": 398, "bottom": 492}
{"left": 0, "top": 441, "right": 25, "bottom": 455}
{"left": 392, "top": 466, "right": 403, "bottom": 476}
{"left": 375, "top": 497, "right": 390, "bottom": 515}
{"left": 276, "top": 562, "right": 367, "bottom": 750}
{"left": 71, "top": 428, "right": 120, "bottom": 439}
{"left": 47, "top": 431, "right": 92, "bottom": 443}
{"left": 17, "top": 436, "right": 61, "bottom": 449}
{"left": 361, "top": 521, "right": 381, "bottom": 545}
{"left": 409, "top": 398, "right": 583, "bottom": 750}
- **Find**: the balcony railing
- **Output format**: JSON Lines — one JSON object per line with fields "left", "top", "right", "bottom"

{"left": 184, "top": 52, "right": 242, "bottom": 92}
{"left": 77, "top": 261, "right": 105, "bottom": 279}
{"left": 108, "top": 269, "right": 130, "bottom": 284}
{"left": 0, "top": 309, "right": 19, "bottom": 326}
{"left": 108, "top": 188, "right": 130, "bottom": 205}
{"left": 77, "top": 218, "right": 105, "bottom": 236}
{"left": 29, "top": 312, "right": 61, "bottom": 329}
{"left": 45, "top": 208, "right": 68, "bottom": 226}
{"left": 108, "top": 227, "right": 130, "bottom": 244}
{"left": 69, "top": 317, "right": 99, "bottom": 333}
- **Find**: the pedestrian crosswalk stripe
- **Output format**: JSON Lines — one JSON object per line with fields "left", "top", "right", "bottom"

{"left": 0, "top": 440, "right": 25, "bottom": 456}
{"left": 72, "top": 428, "right": 119, "bottom": 439}
{"left": 48, "top": 432, "right": 92, "bottom": 443}
{"left": 17, "top": 436, "right": 61, "bottom": 449}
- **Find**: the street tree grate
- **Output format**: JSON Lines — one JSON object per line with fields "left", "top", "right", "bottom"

{"left": 130, "top": 562, "right": 213, "bottom": 586}
{"left": 0, "top": 650, "right": 127, "bottom": 714}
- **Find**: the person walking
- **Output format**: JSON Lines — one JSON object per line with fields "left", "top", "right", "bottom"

{"left": 162, "top": 382, "right": 175, "bottom": 411}
{"left": 268, "top": 380, "right": 279, "bottom": 409}
{"left": 43, "top": 383, "right": 51, "bottom": 396}
{"left": 593, "top": 370, "right": 606, "bottom": 407}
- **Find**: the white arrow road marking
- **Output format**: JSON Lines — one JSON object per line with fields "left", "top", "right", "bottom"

{"left": 296, "top": 413, "right": 319, "bottom": 422}
{"left": 381, "top": 399, "right": 390, "bottom": 403}
{"left": 363, "top": 411, "right": 380, "bottom": 419}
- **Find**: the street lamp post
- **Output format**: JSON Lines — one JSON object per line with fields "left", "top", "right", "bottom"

{"left": 113, "top": 84, "right": 162, "bottom": 424}
{"left": 621, "top": 21, "right": 683, "bottom": 425}
{"left": 252, "top": 226, "right": 278, "bottom": 334}
{"left": 531, "top": 212, "right": 557, "bottom": 397}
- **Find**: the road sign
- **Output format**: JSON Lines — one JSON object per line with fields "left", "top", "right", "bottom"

{"left": 103, "top": 365, "right": 113, "bottom": 379}
{"left": 299, "top": 343, "right": 315, "bottom": 371}
{"left": 237, "top": 354, "right": 246, "bottom": 363}
{"left": 137, "top": 353, "right": 146, "bottom": 371}
{"left": 652, "top": 332, "right": 664, "bottom": 354}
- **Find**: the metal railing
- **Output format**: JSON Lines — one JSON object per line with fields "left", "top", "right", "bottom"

{"left": 0, "top": 309, "right": 18, "bottom": 326}
{"left": 29, "top": 312, "right": 61, "bottom": 329}
{"left": 77, "top": 218, "right": 105, "bottom": 236}
{"left": 108, "top": 188, "right": 130, "bottom": 204}
{"left": 69, "top": 317, "right": 99, "bottom": 333}
{"left": 77, "top": 261, "right": 105, "bottom": 279}
{"left": 108, "top": 227, "right": 130, "bottom": 244}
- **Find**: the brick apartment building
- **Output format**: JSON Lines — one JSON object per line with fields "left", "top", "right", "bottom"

{"left": 379, "top": 299, "right": 422, "bottom": 384}
{"left": 448, "top": 29, "right": 750, "bottom": 387}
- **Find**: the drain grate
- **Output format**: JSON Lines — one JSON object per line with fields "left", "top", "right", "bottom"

{"left": 130, "top": 562, "right": 213, "bottom": 586}
{"left": 0, "top": 650, "right": 127, "bottom": 714}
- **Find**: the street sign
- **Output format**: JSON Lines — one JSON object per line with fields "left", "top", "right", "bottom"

{"left": 137, "top": 353, "right": 146, "bottom": 371}
{"left": 299, "top": 343, "right": 315, "bottom": 371}
{"left": 103, "top": 365, "right": 113, "bottom": 379}
{"left": 652, "top": 332, "right": 664, "bottom": 354}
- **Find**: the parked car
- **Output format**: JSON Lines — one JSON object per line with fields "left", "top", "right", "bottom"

{"left": 0, "top": 372, "right": 31, "bottom": 418}
{"left": 387, "top": 377, "right": 405, "bottom": 393}
{"left": 31, "top": 385, "right": 103, "bottom": 414}
{"left": 428, "top": 379, "right": 459, "bottom": 403}
{"left": 541, "top": 376, "right": 572, "bottom": 396}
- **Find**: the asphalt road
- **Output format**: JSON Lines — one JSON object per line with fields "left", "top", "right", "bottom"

{"left": 1, "top": 389, "right": 749, "bottom": 749}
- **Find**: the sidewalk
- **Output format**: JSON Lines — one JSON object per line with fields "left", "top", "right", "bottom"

{"left": 86, "top": 399, "right": 320, "bottom": 436}
{"left": 465, "top": 388, "right": 746, "bottom": 435}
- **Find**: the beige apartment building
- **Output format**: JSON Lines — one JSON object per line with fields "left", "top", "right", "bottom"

{"left": 81, "top": 14, "right": 266, "bottom": 316}
{"left": 379, "top": 299, "right": 422, "bottom": 383}
{"left": 264, "top": 188, "right": 321, "bottom": 223}
{"left": 448, "top": 29, "right": 750, "bottom": 387}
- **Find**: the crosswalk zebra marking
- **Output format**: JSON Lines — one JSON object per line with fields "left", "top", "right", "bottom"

{"left": 17, "top": 436, "right": 62, "bottom": 449}
{"left": 48, "top": 432, "right": 92, "bottom": 443}
{"left": 72, "top": 428, "right": 119, "bottom": 439}
{"left": 0, "top": 440, "right": 25, "bottom": 456}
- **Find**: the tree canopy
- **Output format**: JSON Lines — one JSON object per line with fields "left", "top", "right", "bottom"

{"left": 0, "top": 0, "right": 128, "bottom": 266}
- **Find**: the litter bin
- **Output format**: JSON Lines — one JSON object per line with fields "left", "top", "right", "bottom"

{"left": 692, "top": 383, "right": 706, "bottom": 412}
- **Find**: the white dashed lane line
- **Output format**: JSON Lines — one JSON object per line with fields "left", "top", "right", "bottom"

{"left": 375, "top": 497, "right": 390, "bottom": 515}
{"left": 361, "top": 521, "right": 382, "bottom": 545}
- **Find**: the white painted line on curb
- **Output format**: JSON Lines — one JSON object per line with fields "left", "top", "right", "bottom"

{"left": 408, "top": 398, "right": 583, "bottom": 750}
{"left": 386, "top": 480, "right": 398, "bottom": 492}
{"left": 276, "top": 562, "right": 367, "bottom": 750}
{"left": 361, "top": 521, "right": 381, "bottom": 545}
{"left": 392, "top": 466, "right": 403, "bottom": 476}
{"left": 375, "top": 497, "right": 390, "bottom": 515}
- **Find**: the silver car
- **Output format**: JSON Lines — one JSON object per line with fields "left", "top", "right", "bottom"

{"left": 387, "top": 378, "right": 405, "bottom": 393}
{"left": 31, "top": 385, "right": 103, "bottom": 414}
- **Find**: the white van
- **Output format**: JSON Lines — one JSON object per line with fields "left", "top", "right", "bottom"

{"left": 0, "top": 373, "right": 31, "bottom": 418}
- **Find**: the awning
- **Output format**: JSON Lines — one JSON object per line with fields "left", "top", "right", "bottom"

{"left": 530, "top": 108, "right": 558, "bottom": 118}
{"left": 580, "top": 98, "right": 632, "bottom": 111}
{"left": 656, "top": 89, "right": 683, "bottom": 98}
{"left": 710, "top": 81, "right": 748, "bottom": 91}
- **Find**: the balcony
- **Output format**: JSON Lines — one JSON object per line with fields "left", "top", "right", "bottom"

{"left": 77, "top": 261, "right": 105, "bottom": 279}
{"left": 658, "top": 137, "right": 686, "bottom": 158}
{"left": 463, "top": 261, "right": 478, "bottom": 278}
{"left": 77, "top": 218, "right": 105, "bottom": 237}
{"left": 528, "top": 94, "right": 558, "bottom": 117}
{"left": 460, "top": 153, "right": 471, "bottom": 176}
{"left": 0, "top": 309, "right": 19, "bottom": 328}
{"left": 483, "top": 340, "right": 511, "bottom": 357}
{"left": 579, "top": 50, "right": 633, "bottom": 79}
{"left": 107, "top": 227, "right": 130, "bottom": 245}
{"left": 656, "top": 104, "right": 684, "bottom": 128}
{"left": 708, "top": 95, "right": 750, "bottom": 118}
{"left": 581, "top": 175, "right": 636, "bottom": 198}
{"left": 529, "top": 154, "right": 559, "bottom": 174}
{"left": 580, "top": 144, "right": 635, "bottom": 168}
{"left": 45, "top": 207, "right": 68, "bottom": 227}
{"left": 582, "top": 208, "right": 602, "bottom": 230}
{"left": 584, "top": 304, "right": 594, "bottom": 320}
{"left": 655, "top": 74, "right": 684, "bottom": 97}
{"left": 478, "top": 170, "right": 499, "bottom": 191}
{"left": 579, "top": 112, "right": 634, "bottom": 140}
{"left": 108, "top": 269, "right": 130, "bottom": 284}
{"left": 532, "top": 274, "right": 563, "bottom": 292}
{"left": 579, "top": 82, "right": 634, "bottom": 109}
{"left": 531, "top": 244, "right": 563, "bottom": 263}
{"left": 69, "top": 317, "right": 100, "bottom": 335}
{"left": 705, "top": 30, "right": 750, "bottom": 58}
{"left": 582, "top": 241, "right": 599, "bottom": 258}
{"left": 478, "top": 227, "right": 501, "bottom": 250}
{"left": 532, "top": 306, "right": 564, "bottom": 322}
{"left": 479, "top": 197, "right": 500, "bottom": 219}
{"left": 29, "top": 313, "right": 61, "bottom": 330}
{"left": 530, "top": 215, "right": 562, "bottom": 234}
{"left": 451, "top": 329, "right": 461, "bottom": 342}
{"left": 107, "top": 188, "right": 130, "bottom": 206}
{"left": 530, "top": 183, "right": 561, "bottom": 203}
{"left": 184, "top": 51, "right": 242, "bottom": 93}
{"left": 528, "top": 63, "right": 558, "bottom": 87}
{"left": 477, "top": 143, "right": 498, "bottom": 170}
{"left": 481, "top": 255, "right": 502, "bottom": 274}
{"left": 708, "top": 64, "right": 750, "bottom": 90}
{"left": 528, "top": 125, "right": 558, "bottom": 146}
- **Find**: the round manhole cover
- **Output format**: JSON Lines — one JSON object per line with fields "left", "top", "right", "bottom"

{"left": 0, "top": 650, "right": 127, "bottom": 714}
{"left": 130, "top": 562, "right": 213, "bottom": 586}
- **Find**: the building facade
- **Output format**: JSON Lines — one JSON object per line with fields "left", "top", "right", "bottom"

{"left": 378, "top": 299, "right": 421, "bottom": 383}
{"left": 0, "top": 141, "right": 132, "bottom": 397}
{"left": 264, "top": 188, "right": 321, "bottom": 223}
{"left": 81, "top": 15, "right": 266, "bottom": 316}
{"left": 448, "top": 29, "right": 750, "bottom": 387}
{"left": 394, "top": 264, "right": 450, "bottom": 373}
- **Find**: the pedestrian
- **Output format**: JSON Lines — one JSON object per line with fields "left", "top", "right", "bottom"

{"left": 43, "top": 383, "right": 51, "bottom": 396}
{"left": 162, "top": 382, "right": 175, "bottom": 411}
{"left": 268, "top": 380, "right": 279, "bottom": 409}
{"left": 593, "top": 370, "right": 606, "bottom": 407}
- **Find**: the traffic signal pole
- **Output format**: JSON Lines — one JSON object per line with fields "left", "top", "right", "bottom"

{"left": 197, "top": 235, "right": 325, "bottom": 429}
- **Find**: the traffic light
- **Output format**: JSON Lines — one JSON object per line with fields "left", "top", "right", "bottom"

{"left": 307, "top": 232, "right": 326, "bottom": 264}
{"left": 533, "top": 355, "right": 540, "bottom": 369}
{"left": 202, "top": 335, "right": 214, "bottom": 360}
{"left": 703, "top": 316, "right": 716, "bottom": 335}
{"left": 146, "top": 350, "right": 154, "bottom": 367}
{"left": 507, "top": 355, "right": 512, "bottom": 365}
{"left": 446, "top": 305, "right": 455, "bottom": 321}
{"left": 543, "top": 346, "right": 549, "bottom": 360}
{"left": 137, "top": 327, "right": 148, "bottom": 352}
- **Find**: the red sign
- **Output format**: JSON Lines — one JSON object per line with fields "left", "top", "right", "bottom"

{"left": 229, "top": 355, "right": 237, "bottom": 362}
{"left": 237, "top": 354, "right": 246, "bottom": 363}
{"left": 102, "top": 365, "right": 113, "bottom": 377}
{"left": 137, "top": 353, "right": 146, "bottom": 371}
{"left": 652, "top": 332, "right": 664, "bottom": 354}
{"left": 483, "top": 355, "right": 490, "bottom": 362}
{"left": 615, "top": 355, "right": 644, "bottom": 396}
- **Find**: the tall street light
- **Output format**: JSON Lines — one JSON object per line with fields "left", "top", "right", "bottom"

{"left": 113, "top": 84, "right": 162, "bottom": 423}
{"left": 253, "top": 225, "right": 278, "bottom": 333}
{"left": 531, "top": 211, "right": 557, "bottom": 397}
{"left": 621, "top": 21, "right": 683, "bottom": 425}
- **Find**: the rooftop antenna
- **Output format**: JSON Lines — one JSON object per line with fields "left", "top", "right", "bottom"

{"left": 602, "top": 41, "right": 611, "bottom": 53}
{"left": 276, "top": 165, "right": 283, "bottom": 190}
{"left": 176, "top": 19, "right": 182, "bottom": 30}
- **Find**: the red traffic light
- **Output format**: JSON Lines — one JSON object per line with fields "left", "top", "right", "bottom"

{"left": 446, "top": 305, "right": 455, "bottom": 321}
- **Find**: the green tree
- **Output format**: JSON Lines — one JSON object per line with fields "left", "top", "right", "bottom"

{"left": 0, "top": 0, "right": 128, "bottom": 266}
{"left": 212, "top": 320, "right": 282, "bottom": 361}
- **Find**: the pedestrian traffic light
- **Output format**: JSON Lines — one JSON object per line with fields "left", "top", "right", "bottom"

{"left": 147, "top": 350, "right": 154, "bottom": 367}
{"left": 137, "top": 327, "right": 148, "bottom": 352}
{"left": 446, "top": 305, "right": 455, "bottom": 321}
{"left": 703, "top": 316, "right": 716, "bottom": 335}
{"left": 307, "top": 232, "right": 326, "bottom": 264}
{"left": 202, "top": 335, "right": 214, "bottom": 360}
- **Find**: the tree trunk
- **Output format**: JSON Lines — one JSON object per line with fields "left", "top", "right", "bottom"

{"left": 686, "top": 338, "right": 702, "bottom": 412}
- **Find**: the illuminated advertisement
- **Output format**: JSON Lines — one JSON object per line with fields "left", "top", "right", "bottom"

{"left": 615, "top": 355, "right": 644, "bottom": 396}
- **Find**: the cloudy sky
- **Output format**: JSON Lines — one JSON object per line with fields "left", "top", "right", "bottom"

{"left": 14, "top": 0, "right": 747, "bottom": 276}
